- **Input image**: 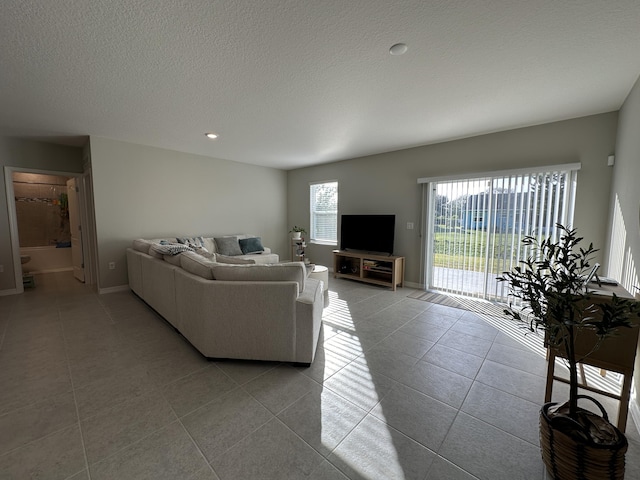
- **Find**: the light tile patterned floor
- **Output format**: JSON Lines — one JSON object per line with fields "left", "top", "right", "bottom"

{"left": 0, "top": 271, "right": 638, "bottom": 479}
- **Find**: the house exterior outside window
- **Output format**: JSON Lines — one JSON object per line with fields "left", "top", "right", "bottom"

{"left": 310, "top": 181, "right": 338, "bottom": 244}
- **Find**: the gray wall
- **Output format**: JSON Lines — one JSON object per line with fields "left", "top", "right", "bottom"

{"left": 606, "top": 74, "right": 640, "bottom": 411}
{"left": 0, "top": 138, "right": 83, "bottom": 292}
{"left": 89, "top": 137, "right": 288, "bottom": 290}
{"left": 288, "top": 113, "right": 618, "bottom": 286}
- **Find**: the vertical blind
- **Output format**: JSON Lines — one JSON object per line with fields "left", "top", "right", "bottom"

{"left": 420, "top": 164, "right": 579, "bottom": 301}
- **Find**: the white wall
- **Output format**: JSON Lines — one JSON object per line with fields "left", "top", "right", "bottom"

{"left": 288, "top": 113, "right": 618, "bottom": 286}
{"left": 0, "top": 138, "right": 83, "bottom": 292}
{"left": 605, "top": 74, "right": 640, "bottom": 411}
{"left": 89, "top": 137, "right": 288, "bottom": 289}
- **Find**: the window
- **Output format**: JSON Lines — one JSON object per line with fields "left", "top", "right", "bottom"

{"left": 310, "top": 181, "right": 338, "bottom": 244}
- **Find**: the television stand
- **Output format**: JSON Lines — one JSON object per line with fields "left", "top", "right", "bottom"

{"left": 333, "top": 250, "right": 405, "bottom": 291}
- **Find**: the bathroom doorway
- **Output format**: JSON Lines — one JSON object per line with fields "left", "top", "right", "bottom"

{"left": 4, "top": 166, "right": 93, "bottom": 294}
{"left": 13, "top": 172, "right": 74, "bottom": 275}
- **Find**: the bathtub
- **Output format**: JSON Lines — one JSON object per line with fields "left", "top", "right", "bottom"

{"left": 20, "top": 246, "right": 73, "bottom": 274}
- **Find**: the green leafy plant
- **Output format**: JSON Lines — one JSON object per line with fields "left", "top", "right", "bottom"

{"left": 497, "top": 224, "right": 639, "bottom": 420}
{"left": 289, "top": 226, "right": 307, "bottom": 234}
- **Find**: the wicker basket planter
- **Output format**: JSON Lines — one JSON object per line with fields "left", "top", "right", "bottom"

{"left": 540, "top": 396, "right": 627, "bottom": 480}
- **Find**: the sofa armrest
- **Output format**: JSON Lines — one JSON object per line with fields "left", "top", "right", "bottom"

{"left": 294, "top": 278, "right": 324, "bottom": 364}
{"left": 174, "top": 269, "right": 299, "bottom": 361}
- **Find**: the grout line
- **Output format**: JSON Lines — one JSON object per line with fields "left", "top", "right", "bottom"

{"left": 59, "top": 304, "right": 93, "bottom": 480}
{"left": 174, "top": 419, "right": 220, "bottom": 478}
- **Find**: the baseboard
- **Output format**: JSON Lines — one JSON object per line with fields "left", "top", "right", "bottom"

{"left": 0, "top": 288, "right": 19, "bottom": 296}
{"left": 28, "top": 267, "right": 74, "bottom": 274}
{"left": 404, "top": 281, "right": 423, "bottom": 289}
{"left": 98, "top": 285, "right": 130, "bottom": 295}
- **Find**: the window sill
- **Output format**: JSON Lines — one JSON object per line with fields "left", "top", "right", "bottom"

{"left": 310, "top": 240, "right": 337, "bottom": 247}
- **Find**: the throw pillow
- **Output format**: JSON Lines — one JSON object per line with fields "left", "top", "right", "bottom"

{"left": 216, "top": 254, "right": 255, "bottom": 265}
{"left": 150, "top": 242, "right": 194, "bottom": 256}
{"left": 239, "top": 236, "right": 265, "bottom": 254}
{"left": 214, "top": 236, "right": 243, "bottom": 256}
{"left": 176, "top": 236, "right": 206, "bottom": 248}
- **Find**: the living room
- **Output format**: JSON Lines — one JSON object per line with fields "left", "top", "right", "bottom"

{"left": 2, "top": 1, "right": 640, "bottom": 479}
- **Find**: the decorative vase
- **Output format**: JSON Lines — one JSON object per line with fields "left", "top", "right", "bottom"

{"left": 539, "top": 396, "right": 627, "bottom": 480}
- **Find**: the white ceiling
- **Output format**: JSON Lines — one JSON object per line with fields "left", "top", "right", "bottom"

{"left": 1, "top": 0, "right": 640, "bottom": 170}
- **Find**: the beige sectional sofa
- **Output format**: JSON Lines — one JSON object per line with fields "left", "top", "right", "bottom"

{"left": 126, "top": 235, "right": 324, "bottom": 365}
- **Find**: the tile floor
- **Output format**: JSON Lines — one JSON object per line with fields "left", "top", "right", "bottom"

{"left": 0, "top": 271, "right": 639, "bottom": 480}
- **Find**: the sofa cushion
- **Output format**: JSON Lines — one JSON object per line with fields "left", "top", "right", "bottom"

{"left": 132, "top": 238, "right": 153, "bottom": 254}
{"left": 191, "top": 245, "right": 215, "bottom": 259}
{"left": 180, "top": 251, "right": 216, "bottom": 279}
{"left": 238, "top": 253, "right": 279, "bottom": 264}
{"left": 214, "top": 236, "right": 243, "bottom": 256}
{"left": 239, "top": 236, "right": 265, "bottom": 254}
{"left": 210, "top": 262, "right": 306, "bottom": 293}
{"left": 216, "top": 254, "right": 255, "bottom": 265}
{"left": 148, "top": 244, "right": 163, "bottom": 258}
{"left": 163, "top": 254, "right": 183, "bottom": 266}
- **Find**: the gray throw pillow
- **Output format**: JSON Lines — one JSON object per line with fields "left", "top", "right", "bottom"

{"left": 214, "top": 236, "right": 243, "bottom": 256}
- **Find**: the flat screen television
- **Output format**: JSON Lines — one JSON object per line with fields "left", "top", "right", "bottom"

{"left": 340, "top": 214, "right": 396, "bottom": 256}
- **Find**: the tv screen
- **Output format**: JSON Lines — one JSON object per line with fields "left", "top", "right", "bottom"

{"left": 340, "top": 214, "right": 395, "bottom": 255}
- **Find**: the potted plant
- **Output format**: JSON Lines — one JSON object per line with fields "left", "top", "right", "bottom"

{"left": 289, "top": 226, "right": 307, "bottom": 239}
{"left": 497, "top": 224, "right": 640, "bottom": 480}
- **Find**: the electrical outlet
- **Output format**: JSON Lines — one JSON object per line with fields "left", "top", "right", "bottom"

{"left": 407, "top": 222, "right": 414, "bottom": 230}
{"left": 108, "top": 262, "right": 116, "bottom": 270}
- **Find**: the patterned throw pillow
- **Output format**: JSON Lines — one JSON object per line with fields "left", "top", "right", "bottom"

{"left": 176, "top": 236, "right": 206, "bottom": 248}
{"left": 150, "top": 243, "right": 194, "bottom": 256}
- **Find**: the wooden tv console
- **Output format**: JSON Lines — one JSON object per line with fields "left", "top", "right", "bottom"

{"left": 333, "top": 250, "right": 405, "bottom": 291}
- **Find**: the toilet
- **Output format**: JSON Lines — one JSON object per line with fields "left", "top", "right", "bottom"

{"left": 21, "top": 255, "right": 35, "bottom": 288}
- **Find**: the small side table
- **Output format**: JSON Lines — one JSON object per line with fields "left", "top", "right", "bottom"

{"left": 308, "top": 265, "right": 329, "bottom": 306}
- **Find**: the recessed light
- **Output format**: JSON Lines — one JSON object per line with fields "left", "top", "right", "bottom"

{"left": 205, "top": 133, "right": 219, "bottom": 139}
{"left": 389, "top": 43, "right": 408, "bottom": 55}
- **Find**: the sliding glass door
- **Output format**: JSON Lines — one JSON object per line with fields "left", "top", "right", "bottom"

{"left": 422, "top": 164, "right": 579, "bottom": 302}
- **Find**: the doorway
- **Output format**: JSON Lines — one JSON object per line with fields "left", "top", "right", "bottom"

{"left": 422, "top": 164, "right": 580, "bottom": 302}
{"left": 4, "top": 166, "right": 94, "bottom": 294}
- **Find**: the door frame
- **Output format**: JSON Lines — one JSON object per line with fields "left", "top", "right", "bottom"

{"left": 4, "top": 166, "right": 96, "bottom": 294}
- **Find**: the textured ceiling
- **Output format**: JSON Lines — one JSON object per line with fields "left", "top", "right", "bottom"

{"left": 1, "top": 0, "right": 640, "bottom": 169}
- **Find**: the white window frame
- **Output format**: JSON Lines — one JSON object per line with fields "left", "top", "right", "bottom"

{"left": 309, "top": 180, "right": 338, "bottom": 245}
